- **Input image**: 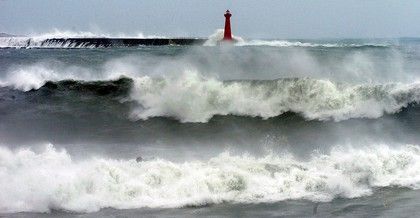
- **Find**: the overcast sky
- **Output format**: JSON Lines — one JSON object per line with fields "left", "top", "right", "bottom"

{"left": 1, "top": 0, "right": 419, "bottom": 39}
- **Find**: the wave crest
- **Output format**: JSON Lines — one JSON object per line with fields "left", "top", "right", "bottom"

{"left": 130, "top": 72, "right": 420, "bottom": 122}
{"left": 1, "top": 144, "right": 420, "bottom": 213}
{"left": 0, "top": 29, "right": 168, "bottom": 48}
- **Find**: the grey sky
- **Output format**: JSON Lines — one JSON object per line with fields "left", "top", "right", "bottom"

{"left": 1, "top": 0, "right": 419, "bottom": 39}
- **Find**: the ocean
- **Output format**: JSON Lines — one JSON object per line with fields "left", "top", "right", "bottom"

{"left": 1, "top": 35, "right": 420, "bottom": 217}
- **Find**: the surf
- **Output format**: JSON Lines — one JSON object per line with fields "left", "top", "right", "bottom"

{"left": 1, "top": 143, "right": 419, "bottom": 213}
{"left": 1, "top": 70, "right": 420, "bottom": 123}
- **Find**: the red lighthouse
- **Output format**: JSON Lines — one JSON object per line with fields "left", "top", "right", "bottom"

{"left": 223, "top": 10, "right": 233, "bottom": 41}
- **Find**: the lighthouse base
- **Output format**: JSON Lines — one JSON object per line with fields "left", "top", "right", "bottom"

{"left": 217, "top": 38, "right": 238, "bottom": 45}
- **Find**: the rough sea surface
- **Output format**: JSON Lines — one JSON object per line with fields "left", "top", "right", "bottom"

{"left": 1, "top": 35, "right": 420, "bottom": 217}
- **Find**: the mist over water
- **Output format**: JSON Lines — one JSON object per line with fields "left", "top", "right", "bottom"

{"left": 1, "top": 35, "right": 420, "bottom": 216}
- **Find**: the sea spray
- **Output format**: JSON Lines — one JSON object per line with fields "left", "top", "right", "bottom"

{"left": 203, "top": 29, "right": 388, "bottom": 47}
{"left": 1, "top": 67, "right": 420, "bottom": 122}
{"left": 0, "top": 29, "right": 167, "bottom": 48}
{"left": 1, "top": 144, "right": 420, "bottom": 213}
{"left": 130, "top": 71, "right": 420, "bottom": 122}
{"left": 0, "top": 29, "right": 388, "bottom": 48}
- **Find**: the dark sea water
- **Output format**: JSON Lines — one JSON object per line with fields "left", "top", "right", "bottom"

{"left": 1, "top": 37, "right": 420, "bottom": 217}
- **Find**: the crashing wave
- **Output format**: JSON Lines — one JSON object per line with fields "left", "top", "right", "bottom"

{"left": 0, "top": 29, "right": 170, "bottom": 48}
{"left": 129, "top": 72, "right": 420, "bottom": 122}
{"left": 0, "top": 37, "right": 100, "bottom": 49}
{"left": 1, "top": 29, "right": 388, "bottom": 48}
{"left": 203, "top": 29, "right": 388, "bottom": 48}
{"left": 0, "top": 37, "right": 199, "bottom": 49}
{"left": 203, "top": 29, "right": 245, "bottom": 46}
{"left": 1, "top": 144, "right": 420, "bottom": 213}
{"left": 26, "top": 29, "right": 167, "bottom": 39}
{"left": 1, "top": 67, "right": 419, "bottom": 122}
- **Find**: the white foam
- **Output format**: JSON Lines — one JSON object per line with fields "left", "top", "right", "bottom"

{"left": 0, "top": 36, "right": 100, "bottom": 49}
{"left": 0, "top": 54, "right": 416, "bottom": 122}
{"left": 203, "top": 29, "right": 244, "bottom": 46}
{"left": 1, "top": 65, "right": 418, "bottom": 122}
{"left": 203, "top": 29, "right": 387, "bottom": 48}
{"left": 0, "top": 64, "right": 99, "bottom": 91}
{"left": 1, "top": 62, "right": 418, "bottom": 122}
{"left": 27, "top": 29, "right": 166, "bottom": 39}
{"left": 0, "top": 29, "right": 388, "bottom": 48}
{"left": 1, "top": 144, "right": 420, "bottom": 213}
{"left": 0, "top": 63, "right": 128, "bottom": 91}
{"left": 235, "top": 40, "right": 388, "bottom": 48}
{"left": 0, "top": 29, "right": 167, "bottom": 48}
{"left": 130, "top": 71, "right": 420, "bottom": 122}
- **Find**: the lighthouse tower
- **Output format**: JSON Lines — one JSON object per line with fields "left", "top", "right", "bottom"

{"left": 223, "top": 10, "right": 233, "bottom": 41}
